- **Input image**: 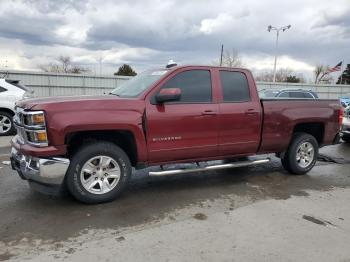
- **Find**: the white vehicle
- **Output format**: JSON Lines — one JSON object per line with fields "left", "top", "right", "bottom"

{"left": 0, "top": 79, "right": 34, "bottom": 136}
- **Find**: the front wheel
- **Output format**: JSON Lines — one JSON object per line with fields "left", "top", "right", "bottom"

{"left": 281, "top": 133, "right": 318, "bottom": 175}
{"left": 66, "top": 142, "right": 132, "bottom": 204}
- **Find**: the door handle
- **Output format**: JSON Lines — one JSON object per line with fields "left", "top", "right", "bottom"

{"left": 201, "top": 110, "right": 217, "bottom": 116}
{"left": 245, "top": 109, "right": 258, "bottom": 115}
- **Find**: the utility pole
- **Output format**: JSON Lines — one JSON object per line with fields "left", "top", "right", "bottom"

{"left": 98, "top": 56, "right": 102, "bottom": 76}
{"left": 267, "top": 25, "right": 291, "bottom": 82}
{"left": 220, "top": 44, "right": 224, "bottom": 66}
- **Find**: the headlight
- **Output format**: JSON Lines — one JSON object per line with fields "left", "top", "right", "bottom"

{"left": 24, "top": 112, "right": 45, "bottom": 126}
{"left": 25, "top": 111, "right": 48, "bottom": 146}
{"left": 14, "top": 109, "right": 48, "bottom": 147}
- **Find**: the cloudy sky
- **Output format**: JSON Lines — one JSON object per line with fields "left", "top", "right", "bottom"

{"left": 0, "top": 0, "right": 349, "bottom": 80}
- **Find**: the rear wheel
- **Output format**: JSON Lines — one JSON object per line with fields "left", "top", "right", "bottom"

{"left": 0, "top": 111, "right": 15, "bottom": 136}
{"left": 66, "top": 142, "right": 132, "bottom": 204}
{"left": 281, "top": 133, "right": 318, "bottom": 175}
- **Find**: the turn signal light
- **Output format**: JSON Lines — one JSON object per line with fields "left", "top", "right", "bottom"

{"left": 36, "top": 132, "right": 47, "bottom": 142}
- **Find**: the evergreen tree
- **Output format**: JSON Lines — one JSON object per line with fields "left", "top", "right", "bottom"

{"left": 114, "top": 64, "right": 137, "bottom": 76}
{"left": 285, "top": 75, "right": 301, "bottom": 83}
{"left": 337, "top": 64, "right": 350, "bottom": 84}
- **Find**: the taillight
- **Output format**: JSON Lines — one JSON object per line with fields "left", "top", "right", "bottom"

{"left": 339, "top": 107, "right": 344, "bottom": 129}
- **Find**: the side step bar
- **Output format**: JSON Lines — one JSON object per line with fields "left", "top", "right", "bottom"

{"left": 149, "top": 158, "right": 270, "bottom": 176}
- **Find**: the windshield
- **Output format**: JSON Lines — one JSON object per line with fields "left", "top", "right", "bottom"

{"left": 110, "top": 70, "right": 168, "bottom": 98}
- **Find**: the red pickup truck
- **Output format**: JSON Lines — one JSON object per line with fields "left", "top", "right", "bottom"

{"left": 11, "top": 65, "right": 342, "bottom": 203}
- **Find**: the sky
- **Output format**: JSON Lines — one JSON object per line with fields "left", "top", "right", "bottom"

{"left": 0, "top": 0, "right": 349, "bottom": 81}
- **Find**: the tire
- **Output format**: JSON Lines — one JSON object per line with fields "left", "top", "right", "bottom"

{"left": 66, "top": 142, "right": 132, "bottom": 204}
{"left": 0, "top": 111, "right": 15, "bottom": 136}
{"left": 281, "top": 156, "right": 292, "bottom": 173}
{"left": 281, "top": 132, "right": 318, "bottom": 175}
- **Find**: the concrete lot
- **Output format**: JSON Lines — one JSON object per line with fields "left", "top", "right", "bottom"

{"left": 0, "top": 137, "right": 350, "bottom": 261}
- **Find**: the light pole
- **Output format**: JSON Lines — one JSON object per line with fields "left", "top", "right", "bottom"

{"left": 267, "top": 24, "right": 291, "bottom": 82}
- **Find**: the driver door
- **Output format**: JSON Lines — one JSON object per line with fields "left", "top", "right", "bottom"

{"left": 145, "top": 69, "right": 219, "bottom": 163}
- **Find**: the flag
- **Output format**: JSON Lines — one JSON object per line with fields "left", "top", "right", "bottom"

{"left": 327, "top": 62, "right": 342, "bottom": 73}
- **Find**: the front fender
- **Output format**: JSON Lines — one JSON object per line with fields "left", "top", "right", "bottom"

{"left": 45, "top": 109, "right": 148, "bottom": 162}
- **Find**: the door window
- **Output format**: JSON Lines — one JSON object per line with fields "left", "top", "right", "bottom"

{"left": 278, "top": 92, "right": 289, "bottom": 98}
{"left": 160, "top": 70, "right": 212, "bottom": 103}
{"left": 303, "top": 92, "right": 314, "bottom": 98}
{"left": 289, "top": 92, "right": 305, "bottom": 98}
{"left": 219, "top": 71, "right": 250, "bottom": 102}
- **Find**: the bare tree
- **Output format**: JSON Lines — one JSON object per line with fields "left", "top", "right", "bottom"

{"left": 40, "top": 56, "right": 89, "bottom": 74}
{"left": 214, "top": 49, "right": 243, "bottom": 67}
{"left": 256, "top": 68, "right": 293, "bottom": 82}
{"left": 59, "top": 56, "right": 71, "bottom": 73}
{"left": 314, "top": 64, "right": 332, "bottom": 84}
{"left": 221, "top": 49, "right": 243, "bottom": 67}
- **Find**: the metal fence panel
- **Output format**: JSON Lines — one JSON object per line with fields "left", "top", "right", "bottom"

{"left": 0, "top": 70, "right": 131, "bottom": 97}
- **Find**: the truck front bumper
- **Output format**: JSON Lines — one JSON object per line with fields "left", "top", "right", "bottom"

{"left": 10, "top": 147, "right": 70, "bottom": 187}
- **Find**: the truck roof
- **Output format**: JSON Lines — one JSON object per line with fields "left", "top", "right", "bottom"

{"left": 158, "top": 65, "right": 250, "bottom": 72}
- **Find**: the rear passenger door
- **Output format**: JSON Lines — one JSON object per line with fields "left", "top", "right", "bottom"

{"left": 217, "top": 70, "right": 261, "bottom": 156}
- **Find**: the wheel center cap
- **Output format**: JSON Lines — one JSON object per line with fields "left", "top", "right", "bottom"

{"left": 94, "top": 169, "right": 103, "bottom": 177}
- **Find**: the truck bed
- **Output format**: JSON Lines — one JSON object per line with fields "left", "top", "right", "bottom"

{"left": 259, "top": 98, "right": 341, "bottom": 153}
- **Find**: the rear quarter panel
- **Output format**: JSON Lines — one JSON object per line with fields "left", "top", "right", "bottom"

{"left": 259, "top": 99, "right": 340, "bottom": 153}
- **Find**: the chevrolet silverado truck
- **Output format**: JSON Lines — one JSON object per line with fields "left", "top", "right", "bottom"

{"left": 10, "top": 65, "right": 342, "bottom": 204}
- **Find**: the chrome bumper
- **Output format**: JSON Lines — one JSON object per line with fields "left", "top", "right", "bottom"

{"left": 10, "top": 147, "right": 70, "bottom": 186}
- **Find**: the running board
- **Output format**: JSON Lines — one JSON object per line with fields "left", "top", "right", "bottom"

{"left": 149, "top": 158, "right": 270, "bottom": 176}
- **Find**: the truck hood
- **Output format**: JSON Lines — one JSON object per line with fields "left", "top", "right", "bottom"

{"left": 16, "top": 95, "right": 145, "bottom": 113}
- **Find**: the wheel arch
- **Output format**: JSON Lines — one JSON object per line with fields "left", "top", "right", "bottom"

{"left": 65, "top": 130, "right": 139, "bottom": 167}
{"left": 292, "top": 122, "right": 324, "bottom": 145}
{"left": 0, "top": 107, "right": 15, "bottom": 116}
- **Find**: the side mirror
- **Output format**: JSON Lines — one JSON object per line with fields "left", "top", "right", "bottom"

{"left": 155, "top": 88, "right": 181, "bottom": 103}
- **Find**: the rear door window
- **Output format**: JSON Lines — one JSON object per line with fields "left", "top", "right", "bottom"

{"left": 303, "top": 92, "right": 314, "bottom": 98}
{"left": 278, "top": 92, "right": 290, "bottom": 98}
{"left": 219, "top": 71, "right": 250, "bottom": 102}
